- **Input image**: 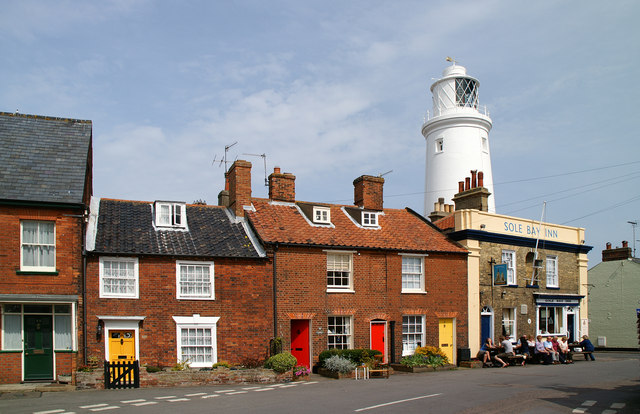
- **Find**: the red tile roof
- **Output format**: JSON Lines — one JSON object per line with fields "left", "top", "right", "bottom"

{"left": 246, "top": 198, "right": 467, "bottom": 253}
{"left": 433, "top": 214, "right": 455, "bottom": 232}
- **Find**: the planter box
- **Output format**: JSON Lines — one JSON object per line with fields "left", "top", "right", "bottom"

{"left": 390, "top": 364, "right": 456, "bottom": 373}
{"left": 317, "top": 367, "right": 354, "bottom": 379}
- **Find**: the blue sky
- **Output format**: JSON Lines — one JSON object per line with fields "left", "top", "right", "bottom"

{"left": 2, "top": 0, "right": 639, "bottom": 265}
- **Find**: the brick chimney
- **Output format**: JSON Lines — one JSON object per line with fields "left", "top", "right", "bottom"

{"left": 602, "top": 241, "right": 632, "bottom": 262}
{"left": 354, "top": 175, "right": 384, "bottom": 211}
{"left": 452, "top": 170, "right": 491, "bottom": 212}
{"left": 227, "top": 160, "right": 252, "bottom": 217}
{"left": 268, "top": 167, "right": 296, "bottom": 202}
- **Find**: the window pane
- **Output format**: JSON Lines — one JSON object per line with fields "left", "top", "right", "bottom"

{"left": 3, "top": 314, "right": 22, "bottom": 350}
{"left": 54, "top": 315, "right": 72, "bottom": 350}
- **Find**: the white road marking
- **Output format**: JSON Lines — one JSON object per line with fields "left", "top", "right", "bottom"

{"left": 254, "top": 388, "right": 276, "bottom": 392}
{"left": 168, "top": 398, "right": 190, "bottom": 402}
{"left": 121, "top": 399, "right": 146, "bottom": 403}
{"left": 572, "top": 409, "right": 587, "bottom": 413}
{"left": 185, "top": 392, "right": 207, "bottom": 396}
{"left": 227, "top": 391, "right": 248, "bottom": 395}
{"left": 582, "top": 400, "right": 597, "bottom": 407}
{"left": 201, "top": 395, "right": 220, "bottom": 399}
{"left": 301, "top": 381, "right": 318, "bottom": 384}
{"left": 611, "top": 403, "right": 626, "bottom": 409}
{"left": 242, "top": 386, "right": 261, "bottom": 390}
{"left": 215, "top": 389, "right": 236, "bottom": 393}
{"left": 355, "top": 393, "right": 442, "bottom": 412}
{"left": 132, "top": 402, "right": 158, "bottom": 407}
{"left": 80, "top": 405, "right": 108, "bottom": 409}
{"left": 89, "top": 407, "right": 119, "bottom": 412}
{"left": 34, "top": 410, "right": 67, "bottom": 414}
{"left": 279, "top": 385, "right": 297, "bottom": 388}
{"left": 154, "top": 395, "right": 177, "bottom": 399}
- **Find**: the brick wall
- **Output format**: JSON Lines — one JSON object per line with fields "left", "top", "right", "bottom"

{"left": 478, "top": 242, "right": 581, "bottom": 340}
{"left": 268, "top": 167, "right": 296, "bottom": 203}
{"left": 228, "top": 160, "right": 252, "bottom": 217}
{"left": 85, "top": 255, "right": 272, "bottom": 368}
{"left": 353, "top": 176, "right": 384, "bottom": 211}
{"left": 271, "top": 246, "right": 468, "bottom": 365}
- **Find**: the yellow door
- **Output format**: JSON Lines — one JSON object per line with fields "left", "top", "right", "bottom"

{"left": 438, "top": 318, "right": 454, "bottom": 364}
{"left": 109, "top": 330, "right": 136, "bottom": 362}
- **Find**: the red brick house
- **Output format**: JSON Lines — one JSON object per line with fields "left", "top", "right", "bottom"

{"left": 84, "top": 197, "right": 271, "bottom": 369}
{"left": 0, "top": 112, "right": 93, "bottom": 384}
{"left": 225, "top": 160, "right": 469, "bottom": 367}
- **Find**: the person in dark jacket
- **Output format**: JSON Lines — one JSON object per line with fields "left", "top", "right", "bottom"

{"left": 579, "top": 335, "right": 596, "bottom": 361}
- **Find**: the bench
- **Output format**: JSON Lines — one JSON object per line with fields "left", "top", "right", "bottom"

{"left": 505, "top": 354, "right": 526, "bottom": 366}
{"left": 368, "top": 355, "right": 390, "bottom": 378}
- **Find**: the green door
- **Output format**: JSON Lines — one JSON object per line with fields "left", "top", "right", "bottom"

{"left": 24, "top": 315, "right": 54, "bottom": 380}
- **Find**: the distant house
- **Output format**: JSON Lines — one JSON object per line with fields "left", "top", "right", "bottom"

{"left": 588, "top": 241, "right": 640, "bottom": 349}
{"left": 84, "top": 197, "right": 271, "bottom": 369}
{"left": 223, "top": 160, "right": 469, "bottom": 367}
{"left": 0, "top": 112, "right": 93, "bottom": 384}
{"left": 432, "top": 171, "right": 592, "bottom": 355}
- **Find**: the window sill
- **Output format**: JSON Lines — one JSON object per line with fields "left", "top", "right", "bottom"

{"left": 526, "top": 284, "right": 540, "bottom": 288}
{"left": 546, "top": 286, "right": 560, "bottom": 290}
{"left": 177, "top": 297, "right": 216, "bottom": 301}
{"left": 100, "top": 295, "right": 139, "bottom": 300}
{"left": 54, "top": 349, "right": 77, "bottom": 353}
{"left": 0, "top": 350, "right": 22, "bottom": 353}
{"left": 16, "top": 270, "right": 59, "bottom": 276}
{"left": 401, "top": 290, "right": 427, "bottom": 295}
{"left": 326, "top": 289, "right": 355, "bottom": 294}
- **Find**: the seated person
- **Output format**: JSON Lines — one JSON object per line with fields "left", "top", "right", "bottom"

{"left": 579, "top": 335, "right": 596, "bottom": 361}
{"left": 551, "top": 336, "right": 565, "bottom": 364}
{"left": 558, "top": 336, "right": 571, "bottom": 363}
{"left": 535, "top": 335, "right": 552, "bottom": 365}
{"left": 515, "top": 334, "right": 530, "bottom": 366}
{"left": 494, "top": 336, "right": 514, "bottom": 368}
{"left": 477, "top": 337, "right": 495, "bottom": 366}
{"left": 544, "top": 336, "right": 559, "bottom": 363}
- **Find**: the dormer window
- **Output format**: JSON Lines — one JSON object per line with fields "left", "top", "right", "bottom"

{"left": 155, "top": 202, "right": 186, "bottom": 228}
{"left": 362, "top": 211, "right": 378, "bottom": 227}
{"left": 313, "top": 206, "right": 331, "bottom": 224}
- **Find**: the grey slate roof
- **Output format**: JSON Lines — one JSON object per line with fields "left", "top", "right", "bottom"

{"left": 0, "top": 112, "right": 92, "bottom": 205}
{"left": 93, "top": 199, "right": 262, "bottom": 258}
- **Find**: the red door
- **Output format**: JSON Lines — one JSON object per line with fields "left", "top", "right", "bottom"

{"left": 290, "top": 320, "right": 310, "bottom": 368}
{"left": 370, "top": 322, "right": 386, "bottom": 363}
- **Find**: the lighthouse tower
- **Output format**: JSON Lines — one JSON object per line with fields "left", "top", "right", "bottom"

{"left": 422, "top": 62, "right": 496, "bottom": 215}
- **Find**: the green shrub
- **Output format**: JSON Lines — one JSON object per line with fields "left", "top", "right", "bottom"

{"left": 414, "top": 346, "right": 449, "bottom": 363}
{"left": 145, "top": 365, "right": 163, "bottom": 373}
{"left": 318, "top": 349, "right": 381, "bottom": 367}
{"left": 264, "top": 352, "right": 297, "bottom": 373}
{"left": 212, "top": 361, "right": 232, "bottom": 369}
{"left": 400, "top": 353, "right": 447, "bottom": 368}
{"left": 323, "top": 355, "right": 356, "bottom": 373}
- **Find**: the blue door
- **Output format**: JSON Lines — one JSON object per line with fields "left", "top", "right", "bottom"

{"left": 481, "top": 314, "right": 492, "bottom": 346}
{"left": 567, "top": 314, "right": 575, "bottom": 343}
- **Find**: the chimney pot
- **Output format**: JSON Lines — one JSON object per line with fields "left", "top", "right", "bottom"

{"left": 458, "top": 181, "right": 465, "bottom": 193}
{"left": 471, "top": 170, "right": 477, "bottom": 188}
{"left": 606, "top": 242, "right": 611, "bottom": 250}
{"left": 465, "top": 177, "right": 471, "bottom": 191}
{"left": 622, "top": 240, "right": 628, "bottom": 248}
{"left": 274, "top": 166, "right": 281, "bottom": 174}
{"left": 478, "top": 171, "right": 484, "bottom": 187}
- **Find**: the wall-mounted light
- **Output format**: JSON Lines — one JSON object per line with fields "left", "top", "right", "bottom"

{"left": 316, "top": 326, "right": 324, "bottom": 335}
{"left": 480, "top": 224, "right": 486, "bottom": 229}
{"left": 96, "top": 321, "right": 103, "bottom": 338}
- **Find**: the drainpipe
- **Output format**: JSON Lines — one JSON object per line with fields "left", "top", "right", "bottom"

{"left": 272, "top": 243, "right": 279, "bottom": 339}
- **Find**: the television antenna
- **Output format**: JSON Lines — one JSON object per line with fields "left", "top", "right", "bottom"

{"left": 530, "top": 201, "right": 547, "bottom": 286}
{"left": 243, "top": 153, "right": 268, "bottom": 186}
{"left": 212, "top": 141, "right": 238, "bottom": 173}
{"left": 628, "top": 220, "right": 638, "bottom": 257}
{"left": 378, "top": 170, "right": 393, "bottom": 178}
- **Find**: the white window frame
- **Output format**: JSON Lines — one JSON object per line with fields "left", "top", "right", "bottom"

{"left": 361, "top": 212, "right": 378, "bottom": 227}
{"left": 482, "top": 136, "right": 489, "bottom": 153}
{"left": 502, "top": 307, "right": 516, "bottom": 343}
{"left": 435, "top": 137, "right": 444, "bottom": 153}
{"left": 546, "top": 256, "right": 558, "bottom": 288}
{"left": 99, "top": 257, "right": 139, "bottom": 299}
{"left": 401, "top": 255, "right": 425, "bottom": 293}
{"left": 173, "top": 315, "right": 219, "bottom": 368}
{"left": 313, "top": 206, "right": 331, "bottom": 224}
{"left": 501, "top": 250, "right": 516, "bottom": 285}
{"left": 176, "top": 261, "right": 215, "bottom": 300}
{"left": 20, "top": 220, "right": 56, "bottom": 272}
{"left": 327, "top": 316, "right": 352, "bottom": 350}
{"left": 326, "top": 252, "right": 353, "bottom": 292}
{"left": 402, "top": 315, "right": 425, "bottom": 356}
{"left": 155, "top": 202, "right": 187, "bottom": 228}
{"left": 537, "top": 306, "right": 565, "bottom": 336}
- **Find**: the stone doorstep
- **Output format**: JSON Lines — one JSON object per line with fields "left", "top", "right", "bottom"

{"left": 459, "top": 360, "right": 483, "bottom": 369}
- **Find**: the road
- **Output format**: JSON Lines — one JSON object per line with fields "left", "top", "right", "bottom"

{"left": 1, "top": 352, "right": 638, "bottom": 414}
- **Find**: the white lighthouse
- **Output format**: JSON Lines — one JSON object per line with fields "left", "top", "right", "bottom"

{"left": 422, "top": 62, "right": 496, "bottom": 215}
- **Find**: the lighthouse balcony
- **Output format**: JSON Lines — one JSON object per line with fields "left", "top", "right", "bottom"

{"left": 425, "top": 104, "right": 490, "bottom": 122}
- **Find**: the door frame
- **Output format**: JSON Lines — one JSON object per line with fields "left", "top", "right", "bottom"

{"left": 23, "top": 314, "right": 54, "bottom": 381}
{"left": 100, "top": 317, "right": 144, "bottom": 362}
{"left": 369, "top": 320, "right": 387, "bottom": 363}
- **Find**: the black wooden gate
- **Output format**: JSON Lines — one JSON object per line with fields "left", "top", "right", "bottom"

{"left": 104, "top": 360, "right": 140, "bottom": 389}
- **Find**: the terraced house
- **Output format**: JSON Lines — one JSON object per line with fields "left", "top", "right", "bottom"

{"left": 0, "top": 112, "right": 93, "bottom": 384}
{"left": 223, "top": 160, "right": 470, "bottom": 367}
{"left": 84, "top": 196, "right": 271, "bottom": 370}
